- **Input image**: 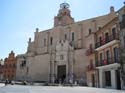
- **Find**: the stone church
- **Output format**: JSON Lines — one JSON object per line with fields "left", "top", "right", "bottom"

{"left": 16, "top": 3, "right": 117, "bottom": 86}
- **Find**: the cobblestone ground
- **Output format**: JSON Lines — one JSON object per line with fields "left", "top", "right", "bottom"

{"left": 0, "top": 84, "right": 125, "bottom": 93}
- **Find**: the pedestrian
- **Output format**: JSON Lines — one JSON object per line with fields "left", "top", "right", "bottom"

{"left": 79, "top": 78, "right": 85, "bottom": 86}
{"left": 69, "top": 79, "right": 73, "bottom": 87}
{"left": 59, "top": 79, "right": 62, "bottom": 85}
{"left": 9, "top": 80, "right": 11, "bottom": 84}
{"left": 11, "top": 80, "right": 15, "bottom": 85}
{"left": 5, "top": 79, "right": 8, "bottom": 86}
{"left": 74, "top": 80, "right": 78, "bottom": 86}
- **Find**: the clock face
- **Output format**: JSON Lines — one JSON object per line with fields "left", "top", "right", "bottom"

{"left": 60, "top": 3, "right": 70, "bottom": 9}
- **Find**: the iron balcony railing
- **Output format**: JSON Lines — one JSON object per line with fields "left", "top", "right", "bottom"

{"left": 96, "top": 57, "right": 120, "bottom": 67}
{"left": 95, "top": 34, "right": 119, "bottom": 49}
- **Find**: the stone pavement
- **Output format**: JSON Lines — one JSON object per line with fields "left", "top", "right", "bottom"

{"left": 0, "top": 84, "right": 124, "bottom": 93}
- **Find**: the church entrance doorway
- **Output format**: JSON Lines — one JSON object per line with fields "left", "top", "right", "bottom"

{"left": 57, "top": 65, "right": 66, "bottom": 83}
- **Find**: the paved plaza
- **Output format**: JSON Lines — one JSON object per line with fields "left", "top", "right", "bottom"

{"left": 0, "top": 84, "right": 125, "bottom": 93}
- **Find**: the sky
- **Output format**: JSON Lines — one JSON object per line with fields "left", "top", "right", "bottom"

{"left": 0, "top": 0, "right": 125, "bottom": 59}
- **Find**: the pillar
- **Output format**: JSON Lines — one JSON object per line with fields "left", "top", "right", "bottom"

{"left": 99, "top": 69, "right": 103, "bottom": 88}
{"left": 51, "top": 61, "right": 55, "bottom": 83}
{"left": 111, "top": 70, "right": 117, "bottom": 89}
{"left": 66, "top": 61, "right": 69, "bottom": 79}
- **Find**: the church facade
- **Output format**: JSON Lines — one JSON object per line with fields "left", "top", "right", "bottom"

{"left": 16, "top": 3, "right": 118, "bottom": 87}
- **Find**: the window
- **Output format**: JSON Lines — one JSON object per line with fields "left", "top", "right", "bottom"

{"left": 114, "top": 47, "right": 119, "bottom": 62}
{"left": 60, "top": 55, "right": 64, "bottom": 60}
{"left": 106, "top": 50, "right": 110, "bottom": 63}
{"left": 89, "top": 29, "right": 92, "bottom": 34}
{"left": 100, "top": 53, "right": 103, "bottom": 64}
{"left": 105, "top": 33, "right": 109, "bottom": 43}
{"left": 23, "top": 60, "right": 26, "bottom": 65}
{"left": 50, "top": 37, "right": 53, "bottom": 45}
{"left": 112, "top": 28, "right": 116, "bottom": 39}
{"left": 98, "top": 27, "right": 101, "bottom": 30}
{"left": 20, "top": 60, "right": 26, "bottom": 67}
{"left": 44, "top": 38, "right": 46, "bottom": 46}
{"left": 72, "top": 32, "right": 74, "bottom": 41}
{"left": 89, "top": 44, "right": 92, "bottom": 49}
{"left": 65, "top": 34, "right": 67, "bottom": 40}
{"left": 120, "top": 14, "right": 125, "bottom": 29}
{"left": 99, "top": 36, "right": 102, "bottom": 45}
{"left": 123, "top": 14, "right": 125, "bottom": 20}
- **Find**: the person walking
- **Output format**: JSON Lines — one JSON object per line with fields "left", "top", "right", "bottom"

{"left": 5, "top": 79, "right": 8, "bottom": 86}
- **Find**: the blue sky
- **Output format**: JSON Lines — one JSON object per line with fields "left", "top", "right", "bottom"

{"left": 0, "top": 0, "right": 124, "bottom": 59}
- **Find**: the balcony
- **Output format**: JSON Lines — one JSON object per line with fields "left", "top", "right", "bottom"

{"left": 87, "top": 64, "right": 95, "bottom": 71}
{"left": 85, "top": 48, "right": 94, "bottom": 56}
{"left": 95, "top": 34, "right": 119, "bottom": 51}
{"left": 96, "top": 57, "right": 120, "bottom": 67}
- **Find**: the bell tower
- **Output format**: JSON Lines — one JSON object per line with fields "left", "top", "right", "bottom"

{"left": 54, "top": 2, "right": 74, "bottom": 27}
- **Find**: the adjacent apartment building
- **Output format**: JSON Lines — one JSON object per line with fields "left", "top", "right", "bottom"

{"left": 16, "top": 3, "right": 118, "bottom": 87}
{"left": 118, "top": 4, "right": 125, "bottom": 89}
{"left": 3, "top": 51, "right": 17, "bottom": 80}
{"left": 94, "top": 16, "right": 120, "bottom": 89}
